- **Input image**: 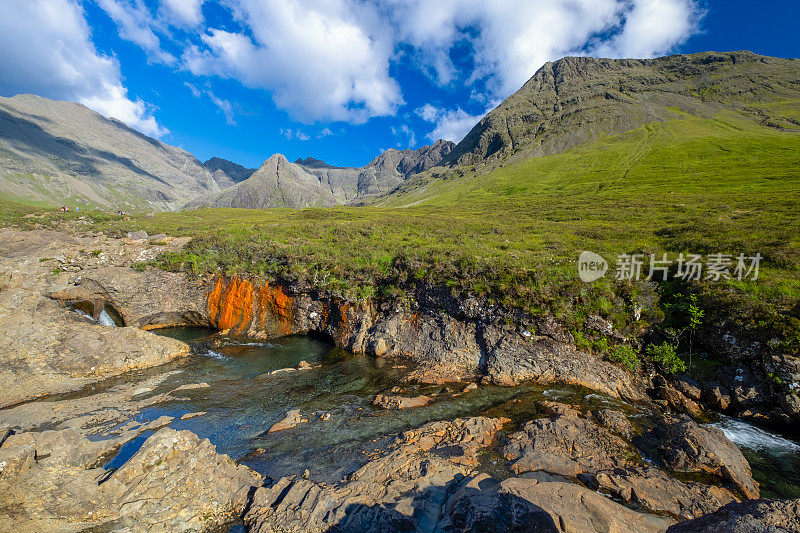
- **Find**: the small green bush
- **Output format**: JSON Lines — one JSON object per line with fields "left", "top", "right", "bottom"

{"left": 573, "top": 331, "right": 591, "bottom": 352}
{"left": 606, "top": 345, "right": 641, "bottom": 372}
{"left": 646, "top": 342, "right": 686, "bottom": 374}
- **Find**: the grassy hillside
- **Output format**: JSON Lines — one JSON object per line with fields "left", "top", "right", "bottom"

{"left": 14, "top": 106, "right": 797, "bottom": 355}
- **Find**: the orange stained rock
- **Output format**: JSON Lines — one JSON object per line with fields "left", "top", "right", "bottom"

{"left": 207, "top": 277, "right": 254, "bottom": 333}
{"left": 257, "top": 282, "right": 294, "bottom": 336}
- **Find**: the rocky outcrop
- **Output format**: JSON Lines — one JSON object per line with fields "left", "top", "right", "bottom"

{"left": 0, "top": 426, "right": 262, "bottom": 532}
{"left": 200, "top": 275, "right": 644, "bottom": 399}
{"left": 441, "top": 475, "right": 674, "bottom": 533}
{"left": 586, "top": 466, "right": 738, "bottom": 520}
{"left": 244, "top": 416, "right": 676, "bottom": 533}
{"left": 667, "top": 498, "right": 800, "bottom": 532}
{"left": 245, "top": 417, "right": 507, "bottom": 532}
{"left": 0, "top": 229, "right": 194, "bottom": 407}
{"left": 0, "top": 228, "right": 645, "bottom": 407}
{"left": 639, "top": 416, "right": 760, "bottom": 499}
{"left": 503, "top": 403, "right": 639, "bottom": 477}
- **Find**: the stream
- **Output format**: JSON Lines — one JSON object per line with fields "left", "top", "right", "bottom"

{"left": 51, "top": 326, "right": 800, "bottom": 499}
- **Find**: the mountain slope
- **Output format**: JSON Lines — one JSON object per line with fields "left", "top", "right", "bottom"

{"left": 0, "top": 94, "right": 225, "bottom": 211}
{"left": 203, "top": 157, "right": 256, "bottom": 188}
{"left": 446, "top": 51, "right": 800, "bottom": 168}
{"left": 189, "top": 139, "right": 454, "bottom": 209}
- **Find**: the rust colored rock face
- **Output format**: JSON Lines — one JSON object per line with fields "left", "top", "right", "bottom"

{"left": 207, "top": 277, "right": 294, "bottom": 336}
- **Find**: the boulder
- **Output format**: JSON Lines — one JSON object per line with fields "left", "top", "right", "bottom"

{"left": 641, "top": 416, "right": 759, "bottom": 499}
{"left": 440, "top": 475, "right": 673, "bottom": 533}
{"left": 667, "top": 498, "right": 800, "bottom": 532}
{"left": 503, "top": 402, "right": 639, "bottom": 476}
{"left": 586, "top": 466, "right": 738, "bottom": 520}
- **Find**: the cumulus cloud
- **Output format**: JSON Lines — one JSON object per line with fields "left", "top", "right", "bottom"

{"left": 95, "top": 0, "right": 175, "bottom": 64}
{"left": 183, "top": 0, "right": 402, "bottom": 124}
{"left": 0, "top": 0, "right": 167, "bottom": 137}
{"left": 161, "top": 0, "right": 205, "bottom": 27}
{"left": 385, "top": 0, "right": 703, "bottom": 98}
{"left": 416, "top": 104, "right": 487, "bottom": 143}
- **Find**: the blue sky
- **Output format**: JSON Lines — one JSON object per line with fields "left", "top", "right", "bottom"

{"left": 0, "top": 1, "right": 797, "bottom": 169}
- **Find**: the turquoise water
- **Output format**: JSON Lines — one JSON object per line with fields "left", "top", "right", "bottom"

{"left": 111, "top": 327, "right": 800, "bottom": 497}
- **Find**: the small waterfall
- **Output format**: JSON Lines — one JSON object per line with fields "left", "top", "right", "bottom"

{"left": 712, "top": 416, "right": 800, "bottom": 453}
{"left": 97, "top": 309, "right": 117, "bottom": 327}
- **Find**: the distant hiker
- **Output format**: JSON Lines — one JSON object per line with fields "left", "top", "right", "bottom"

{"left": 60, "top": 206, "right": 65, "bottom": 212}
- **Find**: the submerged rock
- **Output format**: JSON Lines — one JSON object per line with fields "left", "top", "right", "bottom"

{"left": 267, "top": 409, "right": 307, "bottom": 433}
{"left": 373, "top": 393, "right": 433, "bottom": 410}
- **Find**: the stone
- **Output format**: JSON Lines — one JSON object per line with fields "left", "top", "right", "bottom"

{"left": 673, "top": 376, "right": 703, "bottom": 401}
{"left": 705, "top": 383, "right": 732, "bottom": 411}
{"left": 592, "top": 409, "right": 634, "bottom": 439}
{"left": 642, "top": 416, "right": 759, "bottom": 499}
{"left": 126, "top": 230, "right": 148, "bottom": 240}
{"left": 586, "top": 466, "right": 738, "bottom": 520}
{"left": 586, "top": 315, "right": 614, "bottom": 336}
{"left": 0, "top": 426, "right": 261, "bottom": 531}
{"left": 180, "top": 411, "right": 207, "bottom": 420}
{"left": 268, "top": 409, "right": 306, "bottom": 433}
{"left": 462, "top": 382, "right": 478, "bottom": 393}
{"left": 667, "top": 498, "right": 800, "bottom": 532}
{"left": 373, "top": 394, "right": 433, "bottom": 410}
{"left": 503, "top": 402, "right": 639, "bottom": 477}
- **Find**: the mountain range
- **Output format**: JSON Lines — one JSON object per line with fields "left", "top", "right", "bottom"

{"left": 0, "top": 51, "right": 797, "bottom": 211}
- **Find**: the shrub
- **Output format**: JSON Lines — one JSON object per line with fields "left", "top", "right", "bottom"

{"left": 646, "top": 342, "right": 686, "bottom": 374}
{"left": 606, "top": 345, "right": 641, "bottom": 372}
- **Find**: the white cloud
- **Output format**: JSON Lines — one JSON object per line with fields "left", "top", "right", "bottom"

{"left": 384, "top": 0, "right": 702, "bottom": 97}
{"left": 183, "top": 0, "right": 402, "bottom": 124}
{"left": 317, "top": 127, "right": 334, "bottom": 138}
{"left": 161, "top": 0, "right": 205, "bottom": 27}
{"left": 416, "top": 104, "right": 486, "bottom": 143}
{"left": 95, "top": 0, "right": 175, "bottom": 64}
{"left": 205, "top": 91, "right": 235, "bottom": 125}
{"left": 391, "top": 124, "right": 416, "bottom": 148}
{"left": 183, "top": 81, "right": 202, "bottom": 98}
{"left": 592, "top": 0, "right": 703, "bottom": 58}
{"left": 0, "top": 0, "right": 167, "bottom": 137}
{"left": 279, "top": 128, "right": 309, "bottom": 141}
{"left": 184, "top": 82, "right": 236, "bottom": 125}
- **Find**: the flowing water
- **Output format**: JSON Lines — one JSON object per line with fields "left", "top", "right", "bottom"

{"left": 77, "top": 327, "right": 800, "bottom": 498}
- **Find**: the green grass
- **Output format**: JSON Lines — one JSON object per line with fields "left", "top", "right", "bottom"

{"left": 3, "top": 108, "right": 799, "bottom": 352}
